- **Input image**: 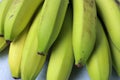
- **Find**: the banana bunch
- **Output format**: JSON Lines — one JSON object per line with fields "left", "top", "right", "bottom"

{"left": 47, "top": 5, "right": 74, "bottom": 80}
{"left": 0, "top": 0, "right": 120, "bottom": 79}
{"left": 72, "top": 0, "right": 97, "bottom": 67}
{"left": 86, "top": 18, "right": 112, "bottom": 80}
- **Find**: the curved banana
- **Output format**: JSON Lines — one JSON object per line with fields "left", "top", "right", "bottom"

{"left": 37, "top": 0, "right": 69, "bottom": 55}
{"left": 96, "top": 0, "right": 120, "bottom": 51}
{"left": 4, "top": 0, "right": 44, "bottom": 41}
{"left": 21, "top": 8, "right": 46, "bottom": 80}
{"left": 0, "top": 37, "right": 8, "bottom": 52}
{"left": 8, "top": 27, "right": 29, "bottom": 78}
{"left": 72, "top": 0, "right": 97, "bottom": 66}
{"left": 47, "top": 5, "right": 74, "bottom": 80}
{"left": 0, "top": 0, "right": 13, "bottom": 36}
{"left": 109, "top": 39, "right": 120, "bottom": 76}
{"left": 86, "top": 19, "right": 112, "bottom": 80}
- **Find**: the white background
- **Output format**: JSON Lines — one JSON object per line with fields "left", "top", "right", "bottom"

{"left": 0, "top": 47, "right": 120, "bottom": 80}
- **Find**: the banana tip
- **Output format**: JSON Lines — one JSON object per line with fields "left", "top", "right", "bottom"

{"left": 75, "top": 63, "right": 83, "bottom": 68}
{"left": 12, "top": 77, "right": 21, "bottom": 79}
{"left": 37, "top": 52, "right": 45, "bottom": 56}
{"left": 0, "top": 34, "right": 4, "bottom": 37}
{"left": 6, "top": 40, "right": 11, "bottom": 44}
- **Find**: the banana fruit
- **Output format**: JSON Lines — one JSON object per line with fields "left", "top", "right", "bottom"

{"left": 86, "top": 18, "right": 112, "bottom": 80}
{"left": 4, "top": 0, "right": 44, "bottom": 41}
{"left": 0, "top": 37, "right": 8, "bottom": 52}
{"left": 21, "top": 8, "right": 46, "bottom": 80}
{"left": 72, "top": 0, "right": 97, "bottom": 66}
{"left": 0, "top": 0, "right": 13, "bottom": 36}
{"left": 37, "top": 0, "right": 69, "bottom": 55}
{"left": 96, "top": 0, "right": 120, "bottom": 51}
{"left": 109, "top": 39, "right": 120, "bottom": 76}
{"left": 8, "top": 27, "right": 29, "bottom": 79}
{"left": 47, "top": 5, "right": 74, "bottom": 80}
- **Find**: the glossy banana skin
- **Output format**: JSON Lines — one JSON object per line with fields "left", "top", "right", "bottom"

{"left": 37, "top": 0, "right": 69, "bottom": 55}
{"left": 96, "top": 0, "right": 120, "bottom": 50}
{"left": 72, "top": 0, "right": 97, "bottom": 66}
{"left": 0, "top": 0, "right": 13, "bottom": 35}
{"left": 109, "top": 39, "right": 120, "bottom": 76}
{"left": 46, "top": 5, "right": 74, "bottom": 80}
{"left": 8, "top": 27, "right": 29, "bottom": 78}
{"left": 21, "top": 8, "right": 46, "bottom": 80}
{"left": 86, "top": 19, "right": 112, "bottom": 80}
{"left": 4, "top": 0, "right": 44, "bottom": 41}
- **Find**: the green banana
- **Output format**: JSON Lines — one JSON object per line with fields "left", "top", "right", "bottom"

{"left": 4, "top": 0, "right": 44, "bottom": 41}
{"left": 72, "top": 0, "right": 97, "bottom": 66}
{"left": 109, "top": 38, "right": 120, "bottom": 76}
{"left": 0, "top": 0, "right": 13, "bottom": 36}
{"left": 37, "top": 0, "right": 69, "bottom": 55}
{"left": 0, "top": 37, "right": 8, "bottom": 52}
{"left": 21, "top": 8, "right": 46, "bottom": 80}
{"left": 86, "top": 19, "right": 112, "bottom": 80}
{"left": 96, "top": 0, "right": 120, "bottom": 51}
{"left": 8, "top": 27, "right": 29, "bottom": 78}
{"left": 46, "top": 5, "right": 74, "bottom": 80}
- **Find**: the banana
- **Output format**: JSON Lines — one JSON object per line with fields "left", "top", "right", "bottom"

{"left": 37, "top": 0, "right": 69, "bottom": 55}
{"left": 21, "top": 7, "right": 46, "bottom": 80}
{"left": 109, "top": 38, "right": 120, "bottom": 76}
{"left": 8, "top": 26, "right": 29, "bottom": 79}
{"left": 96, "top": 0, "right": 120, "bottom": 51}
{"left": 46, "top": 5, "right": 74, "bottom": 80}
{"left": 4, "top": 0, "right": 44, "bottom": 41}
{"left": 72, "top": 0, "right": 97, "bottom": 66}
{"left": 0, "top": 37, "right": 8, "bottom": 52}
{"left": 86, "top": 18, "right": 112, "bottom": 80}
{"left": 0, "top": 0, "right": 14, "bottom": 36}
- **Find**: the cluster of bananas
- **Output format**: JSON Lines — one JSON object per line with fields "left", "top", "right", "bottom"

{"left": 0, "top": 0, "right": 120, "bottom": 80}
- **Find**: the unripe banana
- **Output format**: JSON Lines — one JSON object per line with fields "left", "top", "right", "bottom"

{"left": 72, "top": 0, "right": 97, "bottom": 66}
{"left": 21, "top": 8, "right": 46, "bottom": 80}
{"left": 4, "top": 0, "right": 44, "bottom": 41}
{"left": 86, "top": 18, "right": 112, "bottom": 80}
{"left": 0, "top": 0, "right": 13, "bottom": 35}
{"left": 96, "top": 0, "right": 120, "bottom": 51}
{"left": 37, "top": 0, "right": 69, "bottom": 55}
{"left": 0, "top": 37, "right": 8, "bottom": 52}
{"left": 46, "top": 5, "right": 74, "bottom": 80}
{"left": 8, "top": 27, "right": 29, "bottom": 79}
{"left": 109, "top": 39, "right": 120, "bottom": 76}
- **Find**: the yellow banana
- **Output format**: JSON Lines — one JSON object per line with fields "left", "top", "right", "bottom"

{"left": 37, "top": 0, "right": 69, "bottom": 55}
{"left": 4, "top": 0, "right": 44, "bottom": 41}
{"left": 0, "top": 0, "right": 13, "bottom": 35}
{"left": 86, "top": 18, "right": 112, "bottom": 80}
{"left": 0, "top": 37, "right": 8, "bottom": 52}
{"left": 21, "top": 7, "right": 46, "bottom": 80}
{"left": 46, "top": 5, "right": 74, "bottom": 80}
{"left": 72, "top": 0, "right": 97, "bottom": 66}
{"left": 8, "top": 27, "right": 29, "bottom": 78}
{"left": 96, "top": 0, "right": 120, "bottom": 51}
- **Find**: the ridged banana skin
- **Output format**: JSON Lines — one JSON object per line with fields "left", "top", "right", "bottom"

{"left": 8, "top": 27, "right": 28, "bottom": 78}
{"left": 4, "top": 0, "right": 44, "bottom": 41}
{"left": 21, "top": 12, "right": 46, "bottom": 80}
{"left": 109, "top": 39, "right": 120, "bottom": 76}
{"left": 72, "top": 0, "right": 97, "bottom": 66}
{"left": 37, "top": 0, "right": 69, "bottom": 55}
{"left": 47, "top": 6, "right": 74, "bottom": 80}
{"left": 96, "top": 0, "right": 120, "bottom": 51}
{"left": 86, "top": 19, "right": 111, "bottom": 80}
{"left": 0, "top": 37, "right": 8, "bottom": 52}
{"left": 0, "top": 0, "right": 13, "bottom": 35}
